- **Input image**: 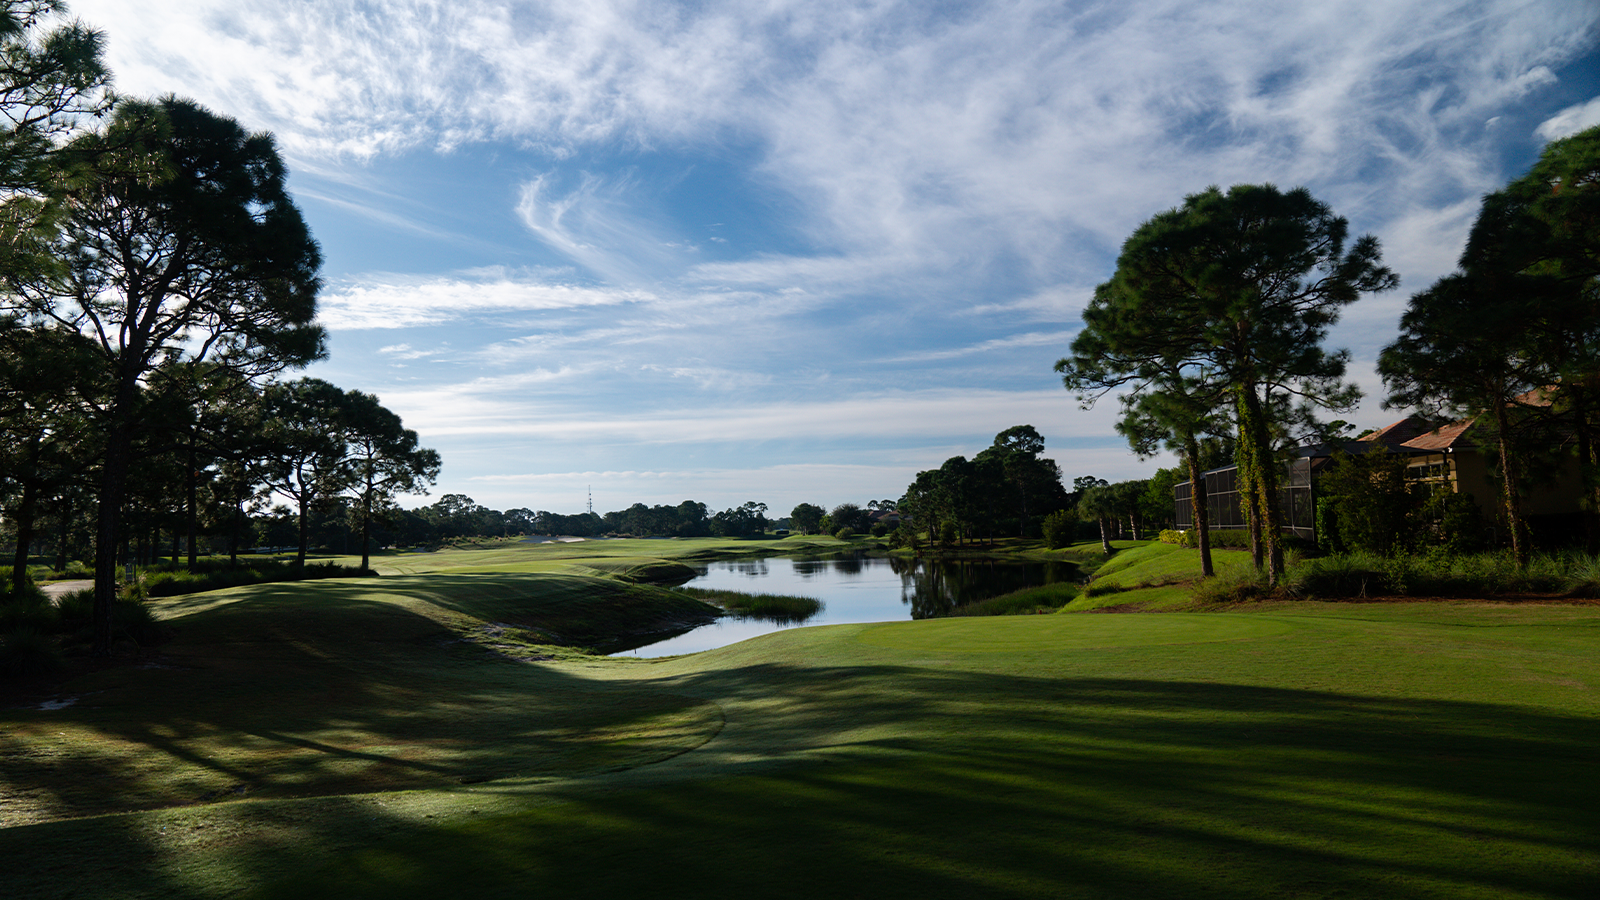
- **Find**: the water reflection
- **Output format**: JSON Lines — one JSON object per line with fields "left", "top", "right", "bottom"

{"left": 614, "top": 553, "right": 1079, "bottom": 657}
{"left": 892, "top": 556, "right": 1082, "bottom": 618}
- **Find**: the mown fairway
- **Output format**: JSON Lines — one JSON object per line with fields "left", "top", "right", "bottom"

{"left": 2, "top": 540, "right": 1597, "bottom": 899}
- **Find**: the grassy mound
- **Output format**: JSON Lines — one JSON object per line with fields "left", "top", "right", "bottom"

{"left": 0, "top": 573, "right": 723, "bottom": 827}
{"left": 3, "top": 539, "right": 1598, "bottom": 900}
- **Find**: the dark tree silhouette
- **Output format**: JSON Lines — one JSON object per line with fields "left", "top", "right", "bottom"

{"left": 34, "top": 97, "right": 324, "bottom": 654}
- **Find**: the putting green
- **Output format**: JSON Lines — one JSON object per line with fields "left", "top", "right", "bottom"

{"left": 855, "top": 611, "right": 1297, "bottom": 652}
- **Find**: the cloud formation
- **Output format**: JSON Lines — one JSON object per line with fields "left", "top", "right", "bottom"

{"left": 69, "top": 0, "right": 1600, "bottom": 509}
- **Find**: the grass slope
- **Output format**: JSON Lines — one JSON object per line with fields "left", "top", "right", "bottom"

{"left": 1061, "top": 541, "right": 1256, "bottom": 610}
{"left": 1, "top": 540, "right": 1597, "bottom": 899}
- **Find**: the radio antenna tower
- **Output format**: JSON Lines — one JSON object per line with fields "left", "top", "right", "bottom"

{"left": 587, "top": 485, "right": 593, "bottom": 516}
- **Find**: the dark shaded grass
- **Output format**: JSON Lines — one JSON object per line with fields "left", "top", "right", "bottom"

{"left": 234, "top": 670, "right": 1600, "bottom": 900}
{"left": 0, "top": 576, "right": 727, "bottom": 827}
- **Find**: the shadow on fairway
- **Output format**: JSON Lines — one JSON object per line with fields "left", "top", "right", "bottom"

{"left": 6, "top": 658, "right": 1596, "bottom": 899}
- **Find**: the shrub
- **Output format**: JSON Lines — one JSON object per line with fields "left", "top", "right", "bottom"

{"left": 112, "top": 599, "right": 167, "bottom": 646}
{"left": 834, "top": 527, "right": 855, "bottom": 541}
{"left": 1041, "top": 510, "right": 1075, "bottom": 549}
{"left": 1157, "top": 529, "right": 1194, "bottom": 548}
{"left": 888, "top": 524, "right": 919, "bottom": 551}
{"left": 1191, "top": 568, "right": 1275, "bottom": 604}
{"left": 0, "top": 627, "right": 63, "bottom": 678}
{"left": 0, "top": 591, "right": 58, "bottom": 632}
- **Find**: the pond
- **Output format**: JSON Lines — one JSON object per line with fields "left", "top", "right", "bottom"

{"left": 610, "top": 553, "right": 1080, "bottom": 658}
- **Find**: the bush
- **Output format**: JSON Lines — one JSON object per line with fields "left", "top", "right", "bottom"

{"left": 140, "top": 559, "right": 371, "bottom": 597}
{"left": 1191, "top": 568, "right": 1276, "bottom": 604}
{"left": 888, "top": 524, "right": 919, "bottom": 551}
{"left": 112, "top": 599, "right": 167, "bottom": 646}
{"left": 1157, "top": 529, "right": 1193, "bottom": 548}
{"left": 1041, "top": 510, "right": 1075, "bottom": 549}
{"left": 0, "top": 590, "right": 58, "bottom": 632}
{"left": 0, "top": 627, "right": 63, "bottom": 678}
{"left": 834, "top": 527, "right": 855, "bottom": 541}
{"left": 1282, "top": 549, "right": 1600, "bottom": 599}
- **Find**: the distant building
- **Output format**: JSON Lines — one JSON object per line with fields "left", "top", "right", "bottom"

{"left": 1174, "top": 408, "right": 1586, "bottom": 546}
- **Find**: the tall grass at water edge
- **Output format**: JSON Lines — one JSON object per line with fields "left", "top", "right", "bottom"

{"left": 679, "top": 587, "right": 824, "bottom": 622}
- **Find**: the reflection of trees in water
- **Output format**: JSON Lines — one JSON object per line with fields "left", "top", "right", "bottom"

{"left": 724, "top": 560, "right": 770, "bottom": 578}
{"left": 897, "top": 558, "right": 1079, "bottom": 619}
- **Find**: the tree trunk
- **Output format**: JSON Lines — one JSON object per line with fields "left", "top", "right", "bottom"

{"left": 1237, "top": 384, "right": 1283, "bottom": 583}
{"left": 54, "top": 496, "right": 72, "bottom": 574}
{"left": 1098, "top": 516, "right": 1112, "bottom": 555}
{"left": 1184, "top": 435, "right": 1215, "bottom": 577}
{"left": 1493, "top": 400, "right": 1529, "bottom": 568}
{"left": 186, "top": 440, "right": 199, "bottom": 568}
{"left": 297, "top": 493, "right": 310, "bottom": 569}
{"left": 360, "top": 488, "right": 373, "bottom": 572}
{"left": 93, "top": 416, "right": 135, "bottom": 657}
{"left": 1569, "top": 385, "right": 1600, "bottom": 556}
{"left": 11, "top": 475, "right": 38, "bottom": 593}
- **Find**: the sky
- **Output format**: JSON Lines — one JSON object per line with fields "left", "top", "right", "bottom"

{"left": 68, "top": 0, "right": 1600, "bottom": 517}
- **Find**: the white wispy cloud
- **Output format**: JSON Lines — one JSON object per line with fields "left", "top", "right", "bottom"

{"left": 80, "top": 0, "right": 1600, "bottom": 508}
{"left": 318, "top": 270, "right": 655, "bottom": 329}
{"left": 887, "top": 331, "right": 1079, "bottom": 365}
{"left": 78, "top": 0, "right": 1596, "bottom": 298}
{"left": 1537, "top": 95, "right": 1600, "bottom": 141}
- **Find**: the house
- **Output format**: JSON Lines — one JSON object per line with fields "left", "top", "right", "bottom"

{"left": 1173, "top": 410, "right": 1587, "bottom": 547}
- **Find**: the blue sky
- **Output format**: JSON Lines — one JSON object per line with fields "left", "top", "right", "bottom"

{"left": 71, "top": 0, "right": 1600, "bottom": 516}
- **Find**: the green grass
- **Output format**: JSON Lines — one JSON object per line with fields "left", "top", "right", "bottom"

{"left": 2, "top": 538, "right": 1598, "bottom": 899}
{"left": 1058, "top": 541, "right": 1256, "bottom": 611}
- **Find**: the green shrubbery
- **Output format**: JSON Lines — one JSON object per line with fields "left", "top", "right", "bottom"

{"left": 1154, "top": 528, "right": 1252, "bottom": 549}
{"left": 139, "top": 559, "right": 370, "bottom": 598}
{"left": 1285, "top": 550, "right": 1600, "bottom": 599}
{"left": 1041, "top": 510, "right": 1075, "bottom": 549}
{"left": 0, "top": 559, "right": 370, "bottom": 681}
{"left": 1191, "top": 567, "right": 1275, "bottom": 604}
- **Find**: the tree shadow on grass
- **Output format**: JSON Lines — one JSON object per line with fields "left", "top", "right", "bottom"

{"left": 4, "top": 653, "right": 1597, "bottom": 899}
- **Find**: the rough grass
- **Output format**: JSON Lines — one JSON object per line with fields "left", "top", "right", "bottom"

{"left": 1, "top": 539, "right": 1597, "bottom": 900}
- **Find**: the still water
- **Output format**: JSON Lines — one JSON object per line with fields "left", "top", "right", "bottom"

{"left": 612, "top": 554, "right": 1079, "bottom": 658}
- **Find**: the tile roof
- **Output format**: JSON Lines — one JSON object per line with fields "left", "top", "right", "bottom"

{"left": 1361, "top": 415, "right": 1436, "bottom": 447}
{"left": 1399, "top": 418, "right": 1475, "bottom": 451}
